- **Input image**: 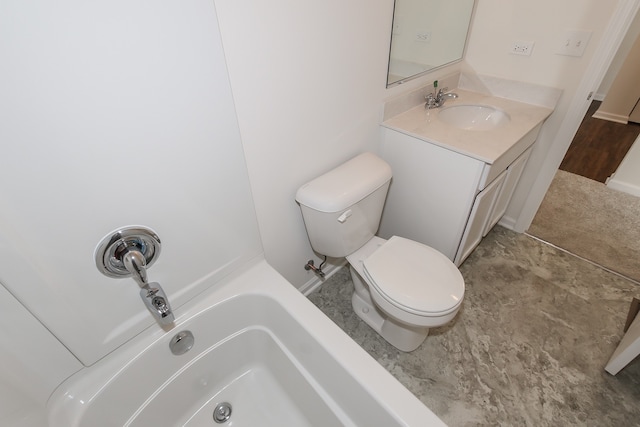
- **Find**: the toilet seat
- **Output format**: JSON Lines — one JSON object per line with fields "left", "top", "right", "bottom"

{"left": 363, "top": 236, "right": 464, "bottom": 317}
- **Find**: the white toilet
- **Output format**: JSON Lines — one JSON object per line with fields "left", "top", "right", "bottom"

{"left": 296, "top": 152, "right": 465, "bottom": 351}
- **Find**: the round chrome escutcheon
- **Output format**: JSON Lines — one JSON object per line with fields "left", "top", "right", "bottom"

{"left": 94, "top": 226, "right": 161, "bottom": 278}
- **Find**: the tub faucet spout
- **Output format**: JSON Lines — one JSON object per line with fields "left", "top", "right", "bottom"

{"left": 140, "top": 283, "right": 174, "bottom": 326}
{"left": 123, "top": 249, "right": 175, "bottom": 327}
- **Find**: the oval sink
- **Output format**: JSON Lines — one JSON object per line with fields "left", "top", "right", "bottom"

{"left": 438, "top": 104, "right": 510, "bottom": 130}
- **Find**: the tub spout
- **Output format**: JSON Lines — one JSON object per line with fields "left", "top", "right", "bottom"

{"left": 123, "top": 249, "right": 175, "bottom": 327}
{"left": 140, "top": 283, "right": 175, "bottom": 326}
{"left": 95, "top": 226, "right": 173, "bottom": 327}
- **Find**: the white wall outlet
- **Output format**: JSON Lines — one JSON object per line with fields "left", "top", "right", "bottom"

{"left": 510, "top": 40, "right": 535, "bottom": 56}
{"left": 415, "top": 30, "right": 431, "bottom": 43}
{"left": 556, "top": 29, "right": 592, "bottom": 57}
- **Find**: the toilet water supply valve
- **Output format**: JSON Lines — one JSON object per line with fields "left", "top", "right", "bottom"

{"left": 305, "top": 257, "right": 326, "bottom": 278}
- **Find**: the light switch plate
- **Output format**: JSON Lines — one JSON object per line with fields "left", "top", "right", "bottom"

{"left": 556, "top": 29, "right": 592, "bottom": 57}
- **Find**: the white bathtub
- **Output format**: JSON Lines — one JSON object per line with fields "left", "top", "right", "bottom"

{"left": 47, "top": 260, "right": 445, "bottom": 426}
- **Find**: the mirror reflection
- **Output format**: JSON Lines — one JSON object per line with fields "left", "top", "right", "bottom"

{"left": 387, "top": 0, "right": 475, "bottom": 87}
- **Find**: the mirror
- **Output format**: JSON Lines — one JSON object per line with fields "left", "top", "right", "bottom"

{"left": 387, "top": 0, "right": 475, "bottom": 87}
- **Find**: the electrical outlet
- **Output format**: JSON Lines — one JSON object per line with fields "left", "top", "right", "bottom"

{"left": 415, "top": 31, "right": 431, "bottom": 43}
{"left": 510, "top": 40, "right": 534, "bottom": 56}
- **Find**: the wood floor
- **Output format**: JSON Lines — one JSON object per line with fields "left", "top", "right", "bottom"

{"left": 559, "top": 101, "right": 640, "bottom": 183}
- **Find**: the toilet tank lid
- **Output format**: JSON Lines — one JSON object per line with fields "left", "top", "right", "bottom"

{"left": 295, "top": 152, "right": 392, "bottom": 213}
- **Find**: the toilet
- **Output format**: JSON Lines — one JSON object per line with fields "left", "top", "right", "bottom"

{"left": 296, "top": 152, "right": 465, "bottom": 351}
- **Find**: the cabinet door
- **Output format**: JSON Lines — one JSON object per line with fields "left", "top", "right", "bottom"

{"left": 454, "top": 170, "right": 507, "bottom": 266}
{"left": 483, "top": 147, "right": 532, "bottom": 237}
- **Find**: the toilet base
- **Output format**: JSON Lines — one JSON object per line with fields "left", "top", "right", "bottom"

{"left": 349, "top": 266, "right": 428, "bottom": 352}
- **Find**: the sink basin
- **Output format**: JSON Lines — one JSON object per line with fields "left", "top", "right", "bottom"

{"left": 438, "top": 104, "right": 510, "bottom": 130}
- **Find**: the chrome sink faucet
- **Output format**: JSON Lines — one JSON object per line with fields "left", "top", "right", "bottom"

{"left": 425, "top": 87, "right": 458, "bottom": 109}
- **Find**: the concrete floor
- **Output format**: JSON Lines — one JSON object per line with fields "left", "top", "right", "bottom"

{"left": 307, "top": 227, "right": 640, "bottom": 426}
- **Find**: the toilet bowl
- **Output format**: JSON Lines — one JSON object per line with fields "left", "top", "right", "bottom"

{"left": 347, "top": 236, "right": 464, "bottom": 351}
{"left": 296, "top": 152, "right": 465, "bottom": 351}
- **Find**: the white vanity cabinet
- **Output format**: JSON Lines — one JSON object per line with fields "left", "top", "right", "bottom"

{"left": 482, "top": 146, "right": 533, "bottom": 237}
{"left": 379, "top": 124, "right": 539, "bottom": 266}
{"left": 454, "top": 146, "right": 533, "bottom": 265}
{"left": 454, "top": 168, "right": 507, "bottom": 265}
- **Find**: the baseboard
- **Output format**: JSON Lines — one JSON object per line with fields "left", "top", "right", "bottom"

{"left": 606, "top": 178, "right": 640, "bottom": 197}
{"left": 299, "top": 259, "right": 347, "bottom": 296}
{"left": 497, "top": 215, "right": 521, "bottom": 232}
{"left": 592, "top": 110, "right": 629, "bottom": 124}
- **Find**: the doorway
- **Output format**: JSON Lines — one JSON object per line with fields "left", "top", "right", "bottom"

{"left": 526, "top": 7, "right": 640, "bottom": 282}
{"left": 559, "top": 100, "right": 640, "bottom": 183}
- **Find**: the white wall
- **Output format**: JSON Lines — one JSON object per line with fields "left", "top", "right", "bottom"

{"left": 599, "top": 9, "right": 640, "bottom": 196}
{"left": 0, "top": 1, "right": 262, "bottom": 422}
{"left": 607, "top": 134, "right": 640, "bottom": 196}
{"left": 0, "top": 0, "right": 262, "bottom": 366}
{"left": 214, "top": 0, "right": 627, "bottom": 287}
{"left": 0, "top": 0, "right": 632, "bottom": 422}
{"left": 598, "top": 11, "right": 640, "bottom": 98}
{"left": 213, "top": 0, "right": 408, "bottom": 288}
{"left": 464, "top": 0, "right": 619, "bottom": 230}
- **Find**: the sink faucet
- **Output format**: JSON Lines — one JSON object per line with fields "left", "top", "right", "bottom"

{"left": 122, "top": 248, "right": 175, "bottom": 327}
{"left": 425, "top": 87, "right": 458, "bottom": 109}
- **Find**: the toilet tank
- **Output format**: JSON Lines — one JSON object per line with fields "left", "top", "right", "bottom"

{"left": 295, "top": 152, "right": 392, "bottom": 257}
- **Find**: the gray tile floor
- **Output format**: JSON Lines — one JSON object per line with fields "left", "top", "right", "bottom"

{"left": 308, "top": 227, "right": 640, "bottom": 426}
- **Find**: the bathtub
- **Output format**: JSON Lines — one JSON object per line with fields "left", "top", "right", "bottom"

{"left": 47, "top": 260, "right": 445, "bottom": 426}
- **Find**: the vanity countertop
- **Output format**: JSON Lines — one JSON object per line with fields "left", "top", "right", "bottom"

{"left": 381, "top": 89, "right": 553, "bottom": 164}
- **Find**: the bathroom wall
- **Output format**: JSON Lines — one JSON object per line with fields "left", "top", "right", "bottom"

{"left": 593, "top": 31, "right": 640, "bottom": 123}
{"left": 0, "top": 0, "right": 633, "bottom": 423}
{"left": 463, "top": 0, "right": 621, "bottom": 230}
{"left": 607, "top": 134, "right": 640, "bottom": 196}
{"left": 599, "top": 10, "right": 640, "bottom": 197}
{"left": 213, "top": 0, "right": 624, "bottom": 287}
{"left": 212, "top": 0, "right": 413, "bottom": 290}
{"left": 597, "top": 10, "right": 640, "bottom": 100}
{"left": 0, "top": 1, "right": 262, "bottom": 423}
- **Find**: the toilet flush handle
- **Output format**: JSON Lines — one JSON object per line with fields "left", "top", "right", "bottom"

{"left": 337, "top": 209, "right": 352, "bottom": 223}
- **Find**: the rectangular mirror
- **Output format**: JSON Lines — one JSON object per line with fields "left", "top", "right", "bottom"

{"left": 387, "top": 0, "right": 475, "bottom": 87}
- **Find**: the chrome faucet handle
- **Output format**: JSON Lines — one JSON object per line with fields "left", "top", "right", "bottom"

{"left": 425, "top": 93, "right": 438, "bottom": 109}
{"left": 122, "top": 249, "right": 149, "bottom": 288}
{"left": 95, "top": 226, "right": 174, "bottom": 328}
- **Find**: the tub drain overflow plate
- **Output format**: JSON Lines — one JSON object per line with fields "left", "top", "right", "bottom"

{"left": 213, "top": 402, "right": 232, "bottom": 423}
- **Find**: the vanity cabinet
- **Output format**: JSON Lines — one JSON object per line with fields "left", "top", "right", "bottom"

{"left": 454, "top": 146, "right": 532, "bottom": 265}
{"left": 378, "top": 126, "right": 539, "bottom": 266}
{"left": 483, "top": 146, "right": 532, "bottom": 237}
{"left": 454, "top": 168, "right": 507, "bottom": 265}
